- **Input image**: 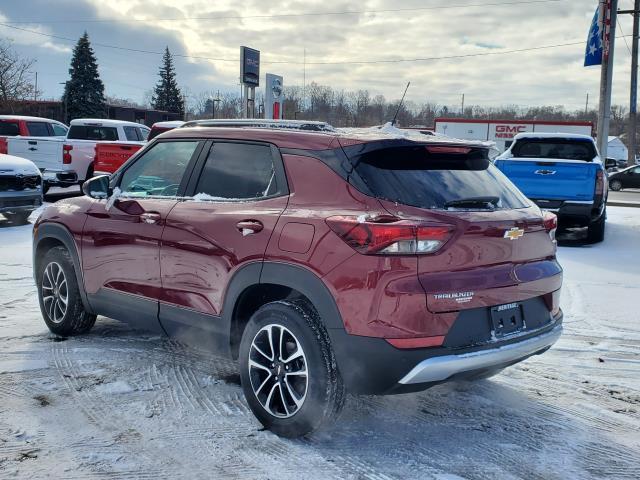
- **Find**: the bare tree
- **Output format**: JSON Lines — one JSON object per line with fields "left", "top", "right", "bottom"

{"left": 0, "top": 40, "right": 38, "bottom": 111}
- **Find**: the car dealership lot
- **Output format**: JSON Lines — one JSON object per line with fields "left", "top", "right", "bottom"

{"left": 0, "top": 206, "right": 639, "bottom": 479}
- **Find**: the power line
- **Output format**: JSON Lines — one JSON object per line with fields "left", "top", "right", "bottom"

{"left": 0, "top": 21, "right": 597, "bottom": 66}
{"left": 2, "top": 0, "right": 566, "bottom": 24}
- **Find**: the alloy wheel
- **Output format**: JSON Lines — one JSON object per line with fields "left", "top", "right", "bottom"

{"left": 42, "top": 262, "right": 68, "bottom": 324}
{"left": 248, "top": 324, "right": 308, "bottom": 418}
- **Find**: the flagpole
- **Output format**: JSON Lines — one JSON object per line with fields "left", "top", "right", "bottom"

{"left": 597, "top": 0, "right": 618, "bottom": 160}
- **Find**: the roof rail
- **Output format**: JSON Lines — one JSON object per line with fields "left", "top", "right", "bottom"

{"left": 181, "top": 119, "right": 336, "bottom": 132}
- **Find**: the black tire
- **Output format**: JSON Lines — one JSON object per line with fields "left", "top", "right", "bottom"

{"left": 587, "top": 212, "right": 606, "bottom": 244}
{"left": 610, "top": 180, "right": 622, "bottom": 191}
{"left": 42, "top": 184, "right": 50, "bottom": 195}
{"left": 239, "top": 299, "right": 345, "bottom": 438}
{"left": 37, "top": 246, "right": 96, "bottom": 336}
{"left": 5, "top": 211, "right": 32, "bottom": 225}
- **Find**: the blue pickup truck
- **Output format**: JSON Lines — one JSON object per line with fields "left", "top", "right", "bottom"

{"left": 495, "top": 133, "right": 607, "bottom": 243}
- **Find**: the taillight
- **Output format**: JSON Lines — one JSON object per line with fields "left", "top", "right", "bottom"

{"left": 543, "top": 211, "right": 557, "bottom": 242}
{"left": 326, "top": 215, "right": 453, "bottom": 255}
{"left": 595, "top": 169, "right": 605, "bottom": 195}
{"left": 425, "top": 145, "right": 471, "bottom": 155}
{"left": 63, "top": 144, "right": 73, "bottom": 164}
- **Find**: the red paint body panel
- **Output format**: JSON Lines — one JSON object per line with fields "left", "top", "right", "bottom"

{"left": 160, "top": 196, "right": 288, "bottom": 315}
{"left": 81, "top": 198, "right": 177, "bottom": 299}
{"left": 94, "top": 142, "right": 143, "bottom": 174}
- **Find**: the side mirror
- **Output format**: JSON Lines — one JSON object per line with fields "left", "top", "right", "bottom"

{"left": 82, "top": 175, "right": 112, "bottom": 199}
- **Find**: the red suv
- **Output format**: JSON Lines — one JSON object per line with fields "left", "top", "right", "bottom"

{"left": 33, "top": 124, "right": 563, "bottom": 437}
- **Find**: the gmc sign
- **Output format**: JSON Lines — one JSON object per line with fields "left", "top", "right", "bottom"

{"left": 495, "top": 125, "right": 527, "bottom": 139}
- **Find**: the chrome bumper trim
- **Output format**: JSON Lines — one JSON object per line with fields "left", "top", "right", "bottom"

{"left": 398, "top": 324, "right": 562, "bottom": 384}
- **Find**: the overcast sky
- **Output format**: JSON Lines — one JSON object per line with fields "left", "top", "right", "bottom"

{"left": 0, "top": 0, "right": 637, "bottom": 111}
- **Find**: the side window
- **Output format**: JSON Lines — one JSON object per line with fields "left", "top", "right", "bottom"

{"left": 138, "top": 127, "right": 150, "bottom": 141}
{"left": 26, "top": 122, "right": 51, "bottom": 136}
{"left": 51, "top": 123, "right": 68, "bottom": 136}
{"left": 119, "top": 141, "right": 199, "bottom": 198}
{"left": 194, "top": 143, "right": 279, "bottom": 200}
{"left": 632, "top": 167, "right": 640, "bottom": 174}
{"left": 123, "top": 126, "right": 140, "bottom": 141}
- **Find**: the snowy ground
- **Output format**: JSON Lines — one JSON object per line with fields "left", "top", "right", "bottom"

{"left": 0, "top": 206, "right": 639, "bottom": 480}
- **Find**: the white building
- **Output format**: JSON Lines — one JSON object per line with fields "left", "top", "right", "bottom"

{"left": 607, "top": 136, "right": 628, "bottom": 161}
{"left": 434, "top": 118, "right": 594, "bottom": 152}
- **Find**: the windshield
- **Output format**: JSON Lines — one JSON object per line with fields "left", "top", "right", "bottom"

{"left": 511, "top": 138, "right": 596, "bottom": 161}
{"left": 352, "top": 145, "right": 530, "bottom": 210}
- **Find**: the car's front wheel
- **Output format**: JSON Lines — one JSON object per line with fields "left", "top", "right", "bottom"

{"left": 37, "top": 246, "right": 96, "bottom": 336}
{"left": 239, "top": 300, "right": 345, "bottom": 438}
{"left": 610, "top": 179, "right": 623, "bottom": 191}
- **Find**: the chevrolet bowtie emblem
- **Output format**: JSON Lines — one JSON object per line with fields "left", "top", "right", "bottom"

{"left": 504, "top": 227, "right": 525, "bottom": 240}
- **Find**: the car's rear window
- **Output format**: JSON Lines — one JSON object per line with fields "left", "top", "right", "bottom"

{"left": 511, "top": 138, "right": 596, "bottom": 161}
{"left": 352, "top": 145, "right": 529, "bottom": 210}
{"left": 68, "top": 125, "right": 118, "bottom": 141}
{"left": 0, "top": 121, "right": 20, "bottom": 136}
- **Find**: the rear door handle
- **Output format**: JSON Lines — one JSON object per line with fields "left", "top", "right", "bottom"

{"left": 236, "top": 220, "right": 263, "bottom": 235}
{"left": 140, "top": 212, "right": 161, "bottom": 224}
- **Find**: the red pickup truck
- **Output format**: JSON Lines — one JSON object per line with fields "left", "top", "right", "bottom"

{"left": 93, "top": 142, "right": 144, "bottom": 175}
{"left": 0, "top": 115, "right": 68, "bottom": 154}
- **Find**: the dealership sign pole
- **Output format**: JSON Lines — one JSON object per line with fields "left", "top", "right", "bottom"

{"left": 240, "top": 46, "right": 260, "bottom": 118}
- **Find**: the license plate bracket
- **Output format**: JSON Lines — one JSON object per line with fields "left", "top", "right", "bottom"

{"left": 490, "top": 303, "right": 525, "bottom": 338}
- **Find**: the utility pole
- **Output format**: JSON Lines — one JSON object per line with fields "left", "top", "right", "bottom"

{"left": 597, "top": 0, "right": 618, "bottom": 160}
{"left": 620, "top": 1, "right": 640, "bottom": 165}
{"left": 461, "top": 93, "right": 465, "bottom": 116}
{"left": 34, "top": 72, "right": 38, "bottom": 102}
{"left": 585, "top": 93, "right": 589, "bottom": 114}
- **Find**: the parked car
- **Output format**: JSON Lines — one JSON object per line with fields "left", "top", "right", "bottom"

{"left": 0, "top": 115, "right": 68, "bottom": 154}
{"left": 8, "top": 119, "right": 149, "bottom": 193}
{"left": 605, "top": 157, "right": 627, "bottom": 171}
{"left": 608, "top": 165, "right": 640, "bottom": 191}
{"left": 148, "top": 120, "right": 184, "bottom": 140}
{"left": 0, "top": 153, "right": 42, "bottom": 224}
{"left": 495, "top": 133, "right": 607, "bottom": 243}
{"left": 33, "top": 126, "right": 563, "bottom": 437}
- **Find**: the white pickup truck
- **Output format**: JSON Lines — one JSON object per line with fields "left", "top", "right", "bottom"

{"left": 7, "top": 118, "right": 149, "bottom": 192}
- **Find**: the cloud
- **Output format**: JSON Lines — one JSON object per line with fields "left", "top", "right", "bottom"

{"left": 0, "top": 0, "right": 634, "bottom": 111}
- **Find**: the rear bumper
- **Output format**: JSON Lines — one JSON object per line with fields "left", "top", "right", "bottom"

{"left": 533, "top": 198, "right": 604, "bottom": 227}
{"left": 399, "top": 324, "right": 562, "bottom": 384}
{"left": 0, "top": 190, "right": 42, "bottom": 213}
{"left": 328, "top": 308, "right": 563, "bottom": 395}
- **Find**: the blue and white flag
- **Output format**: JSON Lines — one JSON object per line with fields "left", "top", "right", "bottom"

{"left": 585, "top": 7, "right": 603, "bottom": 66}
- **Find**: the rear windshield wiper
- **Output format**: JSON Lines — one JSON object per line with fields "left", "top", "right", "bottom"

{"left": 444, "top": 196, "right": 499, "bottom": 210}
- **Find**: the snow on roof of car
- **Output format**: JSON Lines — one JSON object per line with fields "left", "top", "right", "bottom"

{"left": 70, "top": 118, "right": 148, "bottom": 128}
{"left": 336, "top": 122, "right": 493, "bottom": 147}
{"left": 152, "top": 121, "right": 185, "bottom": 128}
{"left": 513, "top": 132, "right": 595, "bottom": 141}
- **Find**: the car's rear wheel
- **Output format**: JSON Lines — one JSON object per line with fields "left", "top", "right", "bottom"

{"left": 610, "top": 179, "right": 623, "bottom": 191}
{"left": 4, "top": 211, "right": 32, "bottom": 225}
{"left": 239, "top": 300, "right": 345, "bottom": 438}
{"left": 587, "top": 212, "right": 606, "bottom": 244}
{"left": 37, "top": 246, "right": 96, "bottom": 336}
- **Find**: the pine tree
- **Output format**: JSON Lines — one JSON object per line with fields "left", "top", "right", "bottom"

{"left": 152, "top": 47, "right": 184, "bottom": 116}
{"left": 62, "top": 32, "right": 106, "bottom": 123}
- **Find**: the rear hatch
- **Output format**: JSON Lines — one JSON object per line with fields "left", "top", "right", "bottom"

{"left": 495, "top": 159, "right": 598, "bottom": 202}
{"left": 7, "top": 137, "right": 63, "bottom": 172}
{"left": 495, "top": 136, "right": 598, "bottom": 202}
{"left": 343, "top": 141, "right": 561, "bottom": 314}
{"left": 94, "top": 142, "right": 144, "bottom": 174}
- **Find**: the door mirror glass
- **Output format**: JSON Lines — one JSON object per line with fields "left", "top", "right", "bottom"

{"left": 82, "top": 175, "right": 111, "bottom": 199}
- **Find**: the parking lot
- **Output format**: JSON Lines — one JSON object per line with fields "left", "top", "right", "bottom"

{"left": 0, "top": 200, "right": 638, "bottom": 479}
